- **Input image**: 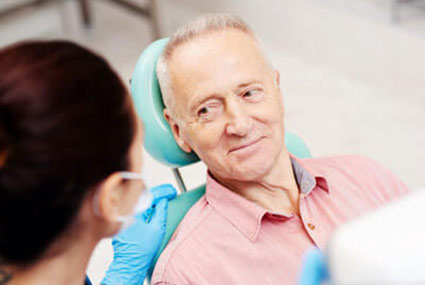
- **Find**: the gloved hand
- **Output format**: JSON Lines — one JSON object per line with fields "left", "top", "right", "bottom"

{"left": 101, "top": 184, "right": 177, "bottom": 285}
{"left": 298, "top": 247, "right": 329, "bottom": 285}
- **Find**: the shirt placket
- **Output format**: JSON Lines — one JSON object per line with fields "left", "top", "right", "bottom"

{"left": 299, "top": 194, "right": 322, "bottom": 248}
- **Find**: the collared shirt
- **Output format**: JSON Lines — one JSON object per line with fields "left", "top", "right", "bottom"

{"left": 152, "top": 155, "right": 409, "bottom": 285}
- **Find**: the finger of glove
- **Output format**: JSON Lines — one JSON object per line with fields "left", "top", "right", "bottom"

{"left": 299, "top": 248, "right": 328, "bottom": 285}
{"left": 150, "top": 184, "right": 177, "bottom": 205}
{"left": 138, "top": 206, "right": 153, "bottom": 222}
{"left": 149, "top": 198, "right": 168, "bottom": 225}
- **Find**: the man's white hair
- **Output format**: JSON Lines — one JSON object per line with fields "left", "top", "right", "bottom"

{"left": 156, "top": 13, "right": 257, "bottom": 117}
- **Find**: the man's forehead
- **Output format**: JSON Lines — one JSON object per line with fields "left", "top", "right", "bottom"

{"left": 171, "top": 33, "right": 267, "bottom": 80}
{"left": 172, "top": 62, "right": 264, "bottom": 108}
{"left": 167, "top": 29, "right": 271, "bottom": 110}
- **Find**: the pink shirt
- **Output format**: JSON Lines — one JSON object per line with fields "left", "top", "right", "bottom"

{"left": 152, "top": 155, "right": 409, "bottom": 285}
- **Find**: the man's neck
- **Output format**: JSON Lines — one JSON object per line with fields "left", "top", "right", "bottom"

{"left": 4, "top": 231, "right": 98, "bottom": 285}
{"left": 214, "top": 150, "right": 300, "bottom": 215}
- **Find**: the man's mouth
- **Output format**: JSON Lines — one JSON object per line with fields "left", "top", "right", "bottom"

{"left": 228, "top": 136, "right": 265, "bottom": 154}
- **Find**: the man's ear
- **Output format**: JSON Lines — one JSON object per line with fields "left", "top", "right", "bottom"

{"left": 163, "top": 108, "right": 192, "bottom": 153}
{"left": 274, "top": 70, "right": 281, "bottom": 87}
{"left": 95, "top": 172, "right": 125, "bottom": 223}
{"left": 273, "top": 69, "right": 285, "bottom": 117}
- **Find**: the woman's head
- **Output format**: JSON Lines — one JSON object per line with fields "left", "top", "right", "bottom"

{"left": 0, "top": 40, "right": 143, "bottom": 266}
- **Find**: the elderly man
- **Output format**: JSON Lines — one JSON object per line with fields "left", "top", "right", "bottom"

{"left": 151, "top": 14, "right": 409, "bottom": 284}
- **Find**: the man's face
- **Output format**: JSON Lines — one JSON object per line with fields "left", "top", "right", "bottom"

{"left": 166, "top": 29, "right": 286, "bottom": 181}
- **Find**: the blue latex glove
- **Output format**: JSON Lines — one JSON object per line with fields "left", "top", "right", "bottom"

{"left": 298, "top": 247, "right": 329, "bottom": 285}
{"left": 101, "top": 184, "right": 177, "bottom": 285}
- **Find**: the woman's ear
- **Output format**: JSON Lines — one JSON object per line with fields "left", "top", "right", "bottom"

{"left": 164, "top": 108, "right": 192, "bottom": 153}
{"left": 95, "top": 172, "right": 125, "bottom": 223}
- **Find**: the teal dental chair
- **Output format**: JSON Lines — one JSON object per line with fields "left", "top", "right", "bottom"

{"left": 130, "top": 38, "right": 313, "bottom": 279}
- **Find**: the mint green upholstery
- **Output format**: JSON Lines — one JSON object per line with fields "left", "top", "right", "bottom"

{"left": 131, "top": 39, "right": 313, "bottom": 280}
{"left": 131, "top": 38, "right": 198, "bottom": 168}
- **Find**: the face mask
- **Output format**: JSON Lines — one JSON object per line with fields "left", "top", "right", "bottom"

{"left": 93, "top": 171, "right": 153, "bottom": 230}
{"left": 115, "top": 171, "right": 153, "bottom": 230}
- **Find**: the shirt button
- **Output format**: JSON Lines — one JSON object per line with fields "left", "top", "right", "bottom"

{"left": 307, "top": 223, "right": 315, "bottom": 230}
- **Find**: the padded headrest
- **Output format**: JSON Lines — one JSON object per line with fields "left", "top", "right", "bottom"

{"left": 131, "top": 38, "right": 199, "bottom": 168}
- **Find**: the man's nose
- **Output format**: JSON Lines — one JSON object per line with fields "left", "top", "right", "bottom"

{"left": 225, "top": 99, "right": 252, "bottom": 137}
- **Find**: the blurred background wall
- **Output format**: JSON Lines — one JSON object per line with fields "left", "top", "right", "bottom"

{"left": 1, "top": 0, "right": 424, "bottom": 283}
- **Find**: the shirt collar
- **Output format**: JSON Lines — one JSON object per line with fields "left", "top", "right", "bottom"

{"left": 205, "top": 157, "right": 329, "bottom": 242}
{"left": 290, "top": 156, "right": 329, "bottom": 195}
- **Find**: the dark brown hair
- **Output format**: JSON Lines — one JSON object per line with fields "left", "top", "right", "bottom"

{"left": 0, "top": 40, "right": 135, "bottom": 265}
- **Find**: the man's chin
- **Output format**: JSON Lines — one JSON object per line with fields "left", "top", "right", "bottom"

{"left": 225, "top": 163, "right": 273, "bottom": 182}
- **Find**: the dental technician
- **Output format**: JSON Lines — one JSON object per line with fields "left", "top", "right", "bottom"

{"left": 0, "top": 40, "right": 175, "bottom": 285}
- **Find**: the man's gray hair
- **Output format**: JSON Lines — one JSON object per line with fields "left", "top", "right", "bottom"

{"left": 156, "top": 13, "right": 257, "bottom": 116}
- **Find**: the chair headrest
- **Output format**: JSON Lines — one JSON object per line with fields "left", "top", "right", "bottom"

{"left": 131, "top": 38, "right": 199, "bottom": 168}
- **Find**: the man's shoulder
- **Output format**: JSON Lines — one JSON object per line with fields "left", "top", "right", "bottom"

{"left": 301, "top": 154, "right": 390, "bottom": 177}
{"left": 304, "top": 154, "right": 409, "bottom": 200}
{"left": 302, "top": 154, "right": 376, "bottom": 168}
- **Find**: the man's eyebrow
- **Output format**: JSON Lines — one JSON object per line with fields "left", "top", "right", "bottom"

{"left": 188, "top": 80, "right": 262, "bottom": 112}
{"left": 234, "top": 80, "right": 262, "bottom": 92}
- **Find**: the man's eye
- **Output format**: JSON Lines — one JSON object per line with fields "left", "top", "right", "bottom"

{"left": 243, "top": 89, "right": 262, "bottom": 99}
{"left": 197, "top": 102, "right": 222, "bottom": 120}
{"left": 243, "top": 90, "right": 256, "bottom": 97}
{"left": 198, "top": 106, "right": 209, "bottom": 116}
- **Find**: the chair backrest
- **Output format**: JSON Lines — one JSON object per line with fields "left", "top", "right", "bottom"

{"left": 130, "top": 38, "right": 313, "bottom": 280}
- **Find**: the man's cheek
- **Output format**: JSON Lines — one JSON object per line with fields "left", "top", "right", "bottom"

{"left": 187, "top": 131, "right": 215, "bottom": 153}
{"left": 265, "top": 104, "right": 283, "bottom": 121}
{"left": 252, "top": 109, "right": 280, "bottom": 123}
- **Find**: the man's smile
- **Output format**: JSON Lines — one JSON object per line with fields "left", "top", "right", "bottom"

{"left": 227, "top": 136, "right": 266, "bottom": 155}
